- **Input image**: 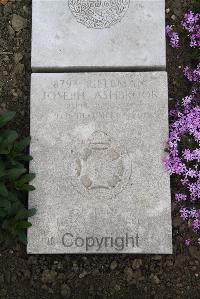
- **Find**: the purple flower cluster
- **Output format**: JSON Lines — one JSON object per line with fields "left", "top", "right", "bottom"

{"left": 166, "top": 25, "right": 180, "bottom": 48}
{"left": 164, "top": 91, "right": 200, "bottom": 196}
{"left": 166, "top": 10, "right": 199, "bottom": 246}
{"left": 185, "top": 237, "right": 200, "bottom": 246}
{"left": 183, "top": 63, "right": 200, "bottom": 83}
{"left": 183, "top": 148, "right": 200, "bottom": 161}
{"left": 182, "top": 11, "right": 200, "bottom": 48}
{"left": 166, "top": 11, "right": 200, "bottom": 50}
{"left": 180, "top": 207, "right": 200, "bottom": 234}
{"left": 185, "top": 239, "right": 193, "bottom": 246}
{"left": 164, "top": 90, "right": 200, "bottom": 245}
{"left": 175, "top": 193, "right": 187, "bottom": 202}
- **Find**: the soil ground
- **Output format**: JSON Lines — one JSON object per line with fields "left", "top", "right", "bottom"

{"left": 0, "top": 0, "right": 199, "bottom": 298}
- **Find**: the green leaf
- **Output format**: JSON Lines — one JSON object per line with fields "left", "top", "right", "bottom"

{"left": 7, "top": 201, "right": 23, "bottom": 216}
{"left": 10, "top": 161, "right": 24, "bottom": 169}
{"left": 13, "top": 137, "right": 31, "bottom": 152}
{"left": 15, "top": 220, "right": 32, "bottom": 229}
{"left": 0, "top": 160, "right": 5, "bottom": 170}
{"left": 15, "top": 207, "right": 36, "bottom": 220}
{"left": 0, "top": 199, "right": 11, "bottom": 210}
{"left": 15, "top": 208, "right": 29, "bottom": 220}
{"left": 0, "top": 130, "right": 18, "bottom": 155}
{"left": 1, "top": 130, "right": 18, "bottom": 146}
{"left": 27, "top": 208, "right": 36, "bottom": 217}
{"left": 17, "top": 155, "right": 33, "bottom": 161}
{"left": 0, "top": 231, "right": 11, "bottom": 242}
{"left": 18, "top": 184, "right": 35, "bottom": 192}
{"left": 7, "top": 192, "right": 18, "bottom": 202}
{"left": 0, "top": 148, "right": 9, "bottom": 155}
{"left": 0, "top": 209, "right": 6, "bottom": 217}
{"left": 0, "top": 111, "right": 16, "bottom": 128}
{"left": 15, "top": 173, "right": 35, "bottom": 187}
{"left": 0, "top": 182, "right": 8, "bottom": 197}
{"left": 18, "top": 231, "right": 27, "bottom": 245}
{"left": 6, "top": 167, "right": 26, "bottom": 180}
{"left": 0, "top": 168, "right": 5, "bottom": 178}
{"left": 2, "top": 219, "right": 9, "bottom": 230}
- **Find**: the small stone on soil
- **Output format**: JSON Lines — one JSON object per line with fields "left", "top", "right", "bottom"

{"left": 110, "top": 260, "right": 118, "bottom": 270}
{"left": 11, "top": 14, "right": 27, "bottom": 32}
{"left": 61, "top": 284, "right": 71, "bottom": 298}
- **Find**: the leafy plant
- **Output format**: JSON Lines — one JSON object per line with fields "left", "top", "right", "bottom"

{"left": 191, "top": 0, "right": 200, "bottom": 13}
{"left": 0, "top": 111, "right": 36, "bottom": 244}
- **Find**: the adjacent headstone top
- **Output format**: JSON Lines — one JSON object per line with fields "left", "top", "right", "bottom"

{"left": 32, "top": 0, "right": 166, "bottom": 71}
{"left": 28, "top": 72, "right": 172, "bottom": 254}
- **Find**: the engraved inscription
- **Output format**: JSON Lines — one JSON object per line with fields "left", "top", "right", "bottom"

{"left": 68, "top": 0, "right": 130, "bottom": 29}
{"left": 69, "top": 131, "right": 132, "bottom": 199}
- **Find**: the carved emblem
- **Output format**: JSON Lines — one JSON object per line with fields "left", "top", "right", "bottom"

{"left": 69, "top": 131, "right": 132, "bottom": 199}
{"left": 68, "top": 0, "right": 130, "bottom": 29}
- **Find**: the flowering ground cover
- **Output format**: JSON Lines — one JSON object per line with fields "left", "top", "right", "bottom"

{"left": 165, "top": 9, "right": 200, "bottom": 247}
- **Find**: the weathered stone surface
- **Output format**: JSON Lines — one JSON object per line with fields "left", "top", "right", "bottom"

{"left": 28, "top": 72, "right": 172, "bottom": 254}
{"left": 31, "top": 0, "right": 166, "bottom": 70}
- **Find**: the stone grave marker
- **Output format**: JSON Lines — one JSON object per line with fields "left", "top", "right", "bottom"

{"left": 31, "top": 0, "right": 166, "bottom": 70}
{"left": 28, "top": 72, "right": 172, "bottom": 254}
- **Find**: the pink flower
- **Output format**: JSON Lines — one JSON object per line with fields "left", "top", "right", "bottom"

{"left": 183, "top": 63, "right": 200, "bottom": 83}
{"left": 180, "top": 208, "right": 189, "bottom": 220}
{"left": 182, "top": 11, "right": 200, "bottom": 48}
{"left": 185, "top": 239, "right": 192, "bottom": 246}
{"left": 192, "top": 219, "right": 200, "bottom": 232}
{"left": 175, "top": 193, "right": 187, "bottom": 202}
{"left": 166, "top": 25, "right": 180, "bottom": 48}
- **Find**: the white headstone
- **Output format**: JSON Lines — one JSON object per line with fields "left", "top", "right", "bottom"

{"left": 32, "top": 0, "right": 166, "bottom": 71}
{"left": 28, "top": 72, "right": 172, "bottom": 254}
